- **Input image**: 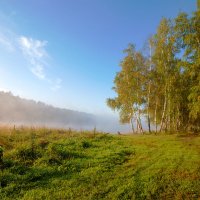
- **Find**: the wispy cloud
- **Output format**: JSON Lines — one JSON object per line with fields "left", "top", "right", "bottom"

{"left": 19, "top": 36, "right": 47, "bottom": 59}
{"left": 0, "top": 25, "right": 62, "bottom": 90}
{"left": 18, "top": 36, "right": 62, "bottom": 90}
{"left": 18, "top": 36, "right": 48, "bottom": 80}
{"left": 30, "top": 64, "right": 45, "bottom": 80}
{"left": 51, "top": 78, "right": 62, "bottom": 91}
{"left": 0, "top": 32, "right": 15, "bottom": 52}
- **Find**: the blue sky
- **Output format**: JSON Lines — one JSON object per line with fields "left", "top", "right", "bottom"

{"left": 0, "top": 0, "right": 196, "bottom": 116}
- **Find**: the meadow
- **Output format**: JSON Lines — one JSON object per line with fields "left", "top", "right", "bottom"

{"left": 0, "top": 126, "right": 199, "bottom": 199}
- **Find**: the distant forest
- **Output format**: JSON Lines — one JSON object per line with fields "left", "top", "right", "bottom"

{"left": 107, "top": 3, "right": 200, "bottom": 133}
{"left": 0, "top": 92, "right": 131, "bottom": 133}
{"left": 0, "top": 91, "right": 95, "bottom": 129}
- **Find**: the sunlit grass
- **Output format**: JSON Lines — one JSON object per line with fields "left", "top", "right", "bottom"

{"left": 0, "top": 127, "right": 200, "bottom": 199}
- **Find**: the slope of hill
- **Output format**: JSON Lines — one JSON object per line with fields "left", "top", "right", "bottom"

{"left": 0, "top": 91, "right": 96, "bottom": 129}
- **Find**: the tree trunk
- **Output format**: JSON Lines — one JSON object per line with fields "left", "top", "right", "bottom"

{"left": 135, "top": 111, "right": 144, "bottom": 134}
{"left": 147, "top": 83, "right": 151, "bottom": 133}
{"left": 160, "top": 89, "right": 167, "bottom": 132}
{"left": 139, "top": 119, "right": 144, "bottom": 134}
{"left": 175, "top": 106, "right": 180, "bottom": 131}
{"left": 154, "top": 99, "right": 158, "bottom": 133}
{"left": 168, "top": 79, "right": 172, "bottom": 132}
{"left": 136, "top": 119, "right": 139, "bottom": 133}
{"left": 130, "top": 118, "right": 135, "bottom": 134}
{"left": 147, "top": 39, "right": 152, "bottom": 133}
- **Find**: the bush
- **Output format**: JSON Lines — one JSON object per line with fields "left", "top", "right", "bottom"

{"left": 38, "top": 139, "right": 49, "bottom": 149}
{"left": 81, "top": 140, "right": 92, "bottom": 149}
{"left": 15, "top": 145, "right": 41, "bottom": 163}
{"left": 0, "top": 172, "right": 15, "bottom": 188}
{"left": 2, "top": 159, "right": 14, "bottom": 169}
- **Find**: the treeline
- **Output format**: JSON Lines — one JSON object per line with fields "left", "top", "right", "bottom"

{"left": 107, "top": 5, "right": 200, "bottom": 133}
{"left": 0, "top": 91, "right": 95, "bottom": 128}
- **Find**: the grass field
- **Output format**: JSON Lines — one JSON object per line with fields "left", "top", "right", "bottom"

{"left": 0, "top": 127, "right": 200, "bottom": 199}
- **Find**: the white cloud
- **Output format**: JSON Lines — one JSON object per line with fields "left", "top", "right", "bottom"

{"left": 30, "top": 64, "right": 45, "bottom": 80}
{"left": 18, "top": 36, "right": 48, "bottom": 80}
{"left": 19, "top": 36, "right": 47, "bottom": 59}
{"left": 51, "top": 78, "right": 62, "bottom": 91}
{"left": 0, "top": 32, "right": 15, "bottom": 52}
{"left": 18, "top": 36, "right": 62, "bottom": 89}
{"left": 0, "top": 27, "right": 62, "bottom": 90}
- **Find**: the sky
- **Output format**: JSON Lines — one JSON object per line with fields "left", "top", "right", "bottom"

{"left": 0, "top": 0, "right": 197, "bottom": 117}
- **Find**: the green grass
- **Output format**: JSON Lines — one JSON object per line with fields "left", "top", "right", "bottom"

{"left": 0, "top": 127, "right": 200, "bottom": 199}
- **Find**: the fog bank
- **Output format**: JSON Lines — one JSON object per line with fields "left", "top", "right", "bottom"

{"left": 0, "top": 91, "right": 130, "bottom": 133}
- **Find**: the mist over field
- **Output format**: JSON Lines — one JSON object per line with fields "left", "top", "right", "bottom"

{"left": 0, "top": 91, "right": 130, "bottom": 133}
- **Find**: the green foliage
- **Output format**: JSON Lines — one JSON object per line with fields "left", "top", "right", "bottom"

{"left": 197, "top": 0, "right": 200, "bottom": 10}
{"left": 0, "top": 146, "right": 3, "bottom": 153}
{"left": 107, "top": 8, "right": 200, "bottom": 133}
{"left": 81, "top": 140, "right": 92, "bottom": 148}
{"left": 0, "top": 127, "right": 200, "bottom": 199}
{"left": 107, "top": 44, "right": 145, "bottom": 133}
{"left": 15, "top": 145, "right": 41, "bottom": 163}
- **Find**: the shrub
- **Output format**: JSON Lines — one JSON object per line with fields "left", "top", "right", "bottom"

{"left": 0, "top": 172, "right": 15, "bottom": 188}
{"left": 15, "top": 145, "right": 41, "bottom": 163}
{"left": 81, "top": 140, "right": 92, "bottom": 149}
{"left": 38, "top": 139, "right": 49, "bottom": 149}
{"left": 2, "top": 159, "right": 14, "bottom": 169}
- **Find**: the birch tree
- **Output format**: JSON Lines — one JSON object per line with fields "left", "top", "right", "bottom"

{"left": 107, "top": 44, "right": 145, "bottom": 133}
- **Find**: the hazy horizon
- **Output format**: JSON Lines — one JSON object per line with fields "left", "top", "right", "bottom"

{"left": 0, "top": 91, "right": 131, "bottom": 133}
